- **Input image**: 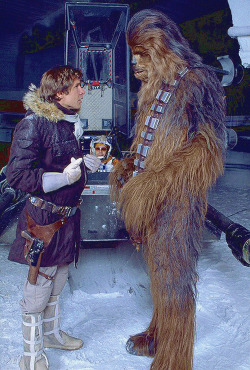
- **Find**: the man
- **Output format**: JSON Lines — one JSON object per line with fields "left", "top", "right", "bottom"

{"left": 90, "top": 135, "right": 118, "bottom": 171}
{"left": 6, "top": 65, "right": 100, "bottom": 369}
{"left": 110, "top": 10, "right": 226, "bottom": 370}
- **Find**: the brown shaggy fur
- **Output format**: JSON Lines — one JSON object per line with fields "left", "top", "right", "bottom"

{"left": 110, "top": 9, "right": 226, "bottom": 370}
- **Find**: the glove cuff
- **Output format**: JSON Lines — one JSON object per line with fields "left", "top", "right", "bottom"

{"left": 42, "top": 172, "right": 69, "bottom": 193}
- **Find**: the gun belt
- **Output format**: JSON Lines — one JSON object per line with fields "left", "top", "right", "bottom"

{"left": 29, "top": 196, "right": 81, "bottom": 217}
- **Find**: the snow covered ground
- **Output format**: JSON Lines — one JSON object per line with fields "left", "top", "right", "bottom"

{"left": 0, "top": 150, "right": 249, "bottom": 370}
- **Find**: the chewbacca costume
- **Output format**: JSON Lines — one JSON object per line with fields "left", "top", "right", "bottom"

{"left": 110, "top": 9, "right": 226, "bottom": 370}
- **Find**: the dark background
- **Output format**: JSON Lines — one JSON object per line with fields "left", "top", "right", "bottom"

{"left": 0, "top": 0, "right": 231, "bottom": 93}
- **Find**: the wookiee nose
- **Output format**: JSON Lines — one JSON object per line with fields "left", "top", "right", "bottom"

{"left": 132, "top": 56, "right": 137, "bottom": 65}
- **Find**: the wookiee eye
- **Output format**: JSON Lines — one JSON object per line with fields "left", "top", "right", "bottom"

{"left": 137, "top": 51, "right": 145, "bottom": 57}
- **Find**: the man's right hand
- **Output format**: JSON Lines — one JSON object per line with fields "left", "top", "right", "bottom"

{"left": 63, "top": 157, "right": 82, "bottom": 185}
{"left": 83, "top": 154, "right": 101, "bottom": 173}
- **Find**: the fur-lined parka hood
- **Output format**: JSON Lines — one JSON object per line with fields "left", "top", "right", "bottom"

{"left": 23, "top": 84, "right": 65, "bottom": 123}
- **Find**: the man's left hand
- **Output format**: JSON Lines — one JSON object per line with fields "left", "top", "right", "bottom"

{"left": 83, "top": 154, "right": 101, "bottom": 173}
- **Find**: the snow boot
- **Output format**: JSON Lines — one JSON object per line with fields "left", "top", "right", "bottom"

{"left": 20, "top": 312, "right": 49, "bottom": 370}
{"left": 43, "top": 295, "right": 83, "bottom": 351}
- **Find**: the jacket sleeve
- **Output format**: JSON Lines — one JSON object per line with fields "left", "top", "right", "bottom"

{"left": 6, "top": 115, "right": 46, "bottom": 194}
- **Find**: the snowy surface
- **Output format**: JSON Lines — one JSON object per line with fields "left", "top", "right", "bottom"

{"left": 0, "top": 150, "right": 249, "bottom": 370}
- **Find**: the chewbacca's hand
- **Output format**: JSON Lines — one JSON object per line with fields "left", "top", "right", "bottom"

{"left": 120, "top": 157, "right": 135, "bottom": 183}
{"left": 110, "top": 157, "right": 135, "bottom": 189}
{"left": 122, "top": 157, "right": 135, "bottom": 171}
{"left": 109, "top": 156, "right": 136, "bottom": 203}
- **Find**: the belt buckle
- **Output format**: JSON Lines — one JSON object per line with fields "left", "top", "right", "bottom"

{"left": 29, "top": 196, "right": 37, "bottom": 205}
{"left": 64, "top": 206, "right": 72, "bottom": 218}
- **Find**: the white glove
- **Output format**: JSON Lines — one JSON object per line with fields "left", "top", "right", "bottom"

{"left": 42, "top": 172, "right": 69, "bottom": 193}
{"left": 83, "top": 154, "right": 101, "bottom": 173}
{"left": 63, "top": 157, "right": 83, "bottom": 185}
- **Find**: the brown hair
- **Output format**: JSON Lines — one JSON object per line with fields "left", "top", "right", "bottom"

{"left": 39, "top": 65, "right": 82, "bottom": 102}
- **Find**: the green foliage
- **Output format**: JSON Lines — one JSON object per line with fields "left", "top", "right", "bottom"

{"left": 20, "top": 16, "right": 64, "bottom": 55}
{"left": 180, "top": 10, "right": 249, "bottom": 115}
{"left": 180, "top": 10, "right": 238, "bottom": 64}
{"left": 225, "top": 69, "right": 250, "bottom": 115}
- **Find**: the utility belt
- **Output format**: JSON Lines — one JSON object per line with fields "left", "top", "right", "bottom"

{"left": 29, "top": 196, "right": 82, "bottom": 217}
{"left": 22, "top": 196, "right": 81, "bottom": 284}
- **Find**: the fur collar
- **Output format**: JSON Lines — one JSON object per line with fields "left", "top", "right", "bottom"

{"left": 23, "top": 84, "right": 65, "bottom": 123}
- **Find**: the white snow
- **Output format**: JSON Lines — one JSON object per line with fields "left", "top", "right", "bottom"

{"left": 0, "top": 150, "right": 249, "bottom": 370}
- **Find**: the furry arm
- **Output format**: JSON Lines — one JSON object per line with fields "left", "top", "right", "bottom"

{"left": 112, "top": 70, "right": 226, "bottom": 241}
{"left": 117, "top": 129, "right": 224, "bottom": 241}
{"left": 109, "top": 157, "right": 135, "bottom": 201}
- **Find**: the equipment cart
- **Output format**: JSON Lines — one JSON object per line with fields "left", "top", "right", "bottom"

{"left": 65, "top": 2, "right": 130, "bottom": 244}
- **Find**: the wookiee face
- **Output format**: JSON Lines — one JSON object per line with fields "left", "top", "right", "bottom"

{"left": 131, "top": 47, "right": 152, "bottom": 82}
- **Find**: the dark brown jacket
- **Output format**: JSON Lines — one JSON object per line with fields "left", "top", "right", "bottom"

{"left": 6, "top": 85, "right": 87, "bottom": 267}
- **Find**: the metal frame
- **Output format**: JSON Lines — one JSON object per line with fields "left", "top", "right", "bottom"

{"left": 64, "top": 2, "right": 130, "bottom": 136}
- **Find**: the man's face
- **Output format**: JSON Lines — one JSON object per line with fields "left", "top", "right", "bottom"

{"left": 131, "top": 47, "right": 151, "bottom": 82}
{"left": 57, "top": 78, "right": 85, "bottom": 110}
{"left": 94, "top": 143, "right": 108, "bottom": 159}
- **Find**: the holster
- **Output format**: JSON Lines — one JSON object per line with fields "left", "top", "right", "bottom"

{"left": 22, "top": 210, "right": 67, "bottom": 284}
